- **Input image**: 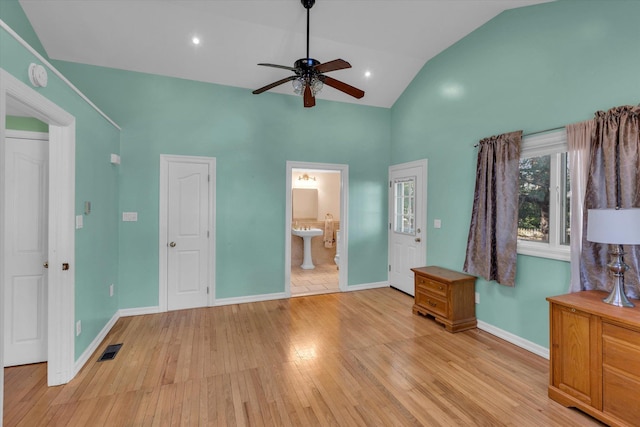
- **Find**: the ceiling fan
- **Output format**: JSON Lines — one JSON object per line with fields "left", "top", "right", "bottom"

{"left": 252, "top": 0, "right": 365, "bottom": 108}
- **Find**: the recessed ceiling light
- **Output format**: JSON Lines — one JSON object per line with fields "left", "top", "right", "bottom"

{"left": 191, "top": 36, "right": 201, "bottom": 46}
{"left": 364, "top": 70, "right": 372, "bottom": 78}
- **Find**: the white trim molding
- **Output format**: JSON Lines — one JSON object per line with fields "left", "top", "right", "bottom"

{"left": 215, "top": 292, "right": 288, "bottom": 307}
{"left": 0, "top": 19, "right": 120, "bottom": 130}
{"left": 119, "top": 306, "right": 161, "bottom": 317}
{"left": 344, "top": 281, "right": 389, "bottom": 292}
{"left": 74, "top": 311, "right": 120, "bottom": 376}
{"left": 477, "top": 320, "right": 549, "bottom": 359}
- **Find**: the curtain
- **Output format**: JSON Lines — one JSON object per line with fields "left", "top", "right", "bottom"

{"left": 566, "top": 120, "right": 595, "bottom": 292}
{"left": 581, "top": 106, "right": 640, "bottom": 298}
{"left": 464, "top": 130, "right": 522, "bottom": 287}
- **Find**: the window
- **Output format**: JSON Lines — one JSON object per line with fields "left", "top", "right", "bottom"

{"left": 517, "top": 130, "right": 570, "bottom": 261}
{"left": 394, "top": 178, "right": 416, "bottom": 234}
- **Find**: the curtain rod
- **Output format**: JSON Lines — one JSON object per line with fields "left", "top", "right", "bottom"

{"left": 473, "top": 125, "right": 565, "bottom": 147}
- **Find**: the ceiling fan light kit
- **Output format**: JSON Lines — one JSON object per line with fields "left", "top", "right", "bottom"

{"left": 252, "top": 0, "right": 364, "bottom": 108}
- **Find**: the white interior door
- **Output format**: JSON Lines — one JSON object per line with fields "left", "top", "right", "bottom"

{"left": 3, "top": 133, "right": 48, "bottom": 367}
{"left": 166, "top": 159, "right": 212, "bottom": 311}
{"left": 388, "top": 160, "right": 427, "bottom": 295}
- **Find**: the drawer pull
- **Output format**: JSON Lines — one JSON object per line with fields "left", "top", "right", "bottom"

{"left": 439, "top": 286, "right": 444, "bottom": 291}
{"left": 428, "top": 300, "right": 437, "bottom": 307}
{"left": 571, "top": 308, "right": 576, "bottom": 313}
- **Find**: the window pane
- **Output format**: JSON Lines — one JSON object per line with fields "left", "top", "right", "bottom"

{"left": 518, "top": 155, "right": 550, "bottom": 243}
{"left": 394, "top": 178, "right": 416, "bottom": 235}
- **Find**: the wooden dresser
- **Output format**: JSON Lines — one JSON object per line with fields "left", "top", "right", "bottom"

{"left": 411, "top": 266, "right": 477, "bottom": 333}
{"left": 547, "top": 291, "right": 640, "bottom": 427}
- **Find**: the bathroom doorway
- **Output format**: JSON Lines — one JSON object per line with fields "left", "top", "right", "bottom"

{"left": 285, "top": 161, "right": 348, "bottom": 297}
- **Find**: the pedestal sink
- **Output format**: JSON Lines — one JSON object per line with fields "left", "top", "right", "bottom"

{"left": 292, "top": 228, "right": 323, "bottom": 269}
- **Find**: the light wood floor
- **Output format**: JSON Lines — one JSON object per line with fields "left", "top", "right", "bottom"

{"left": 4, "top": 288, "right": 603, "bottom": 426}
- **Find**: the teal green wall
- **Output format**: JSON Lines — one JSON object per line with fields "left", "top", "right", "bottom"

{"left": 6, "top": 116, "right": 48, "bottom": 132}
{"left": 52, "top": 63, "right": 391, "bottom": 307}
{"left": 391, "top": 0, "right": 640, "bottom": 347}
{"left": 0, "top": 0, "right": 48, "bottom": 60}
{"left": 1, "top": 25, "right": 121, "bottom": 358}
{"left": 4, "top": 0, "right": 639, "bottom": 357}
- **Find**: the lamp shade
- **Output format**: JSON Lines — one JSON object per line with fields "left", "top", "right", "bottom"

{"left": 587, "top": 208, "right": 640, "bottom": 244}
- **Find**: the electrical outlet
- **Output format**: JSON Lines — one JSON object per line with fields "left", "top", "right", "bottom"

{"left": 475, "top": 292, "right": 480, "bottom": 304}
{"left": 110, "top": 283, "right": 114, "bottom": 297}
{"left": 76, "top": 320, "right": 82, "bottom": 336}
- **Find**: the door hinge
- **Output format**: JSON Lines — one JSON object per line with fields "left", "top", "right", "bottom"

{"left": 389, "top": 264, "right": 391, "bottom": 272}
{"left": 207, "top": 230, "right": 210, "bottom": 238}
{"left": 389, "top": 223, "right": 391, "bottom": 230}
{"left": 208, "top": 174, "right": 210, "bottom": 182}
{"left": 389, "top": 180, "right": 392, "bottom": 188}
{"left": 207, "top": 286, "right": 209, "bottom": 295}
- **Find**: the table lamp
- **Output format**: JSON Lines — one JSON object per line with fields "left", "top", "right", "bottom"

{"left": 587, "top": 208, "right": 640, "bottom": 307}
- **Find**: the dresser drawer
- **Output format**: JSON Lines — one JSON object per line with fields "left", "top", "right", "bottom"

{"left": 415, "top": 275, "right": 447, "bottom": 297}
{"left": 415, "top": 289, "right": 447, "bottom": 318}
{"left": 602, "top": 322, "right": 640, "bottom": 379}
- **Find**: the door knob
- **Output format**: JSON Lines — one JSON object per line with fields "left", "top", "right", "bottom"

{"left": 415, "top": 238, "right": 421, "bottom": 242}
{"left": 43, "top": 261, "right": 49, "bottom": 269}
{"left": 169, "top": 242, "right": 177, "bottom": 247}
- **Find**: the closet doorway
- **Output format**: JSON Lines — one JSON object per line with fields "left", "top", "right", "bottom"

{"left": 285, "top": 161, "right": 348, "bottom": 297}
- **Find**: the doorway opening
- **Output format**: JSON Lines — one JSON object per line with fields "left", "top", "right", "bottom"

{"left": 285, "top": 161, "right": 348, "bottom": 297}
{"left": 1, "top": 68, "right": 77, "bottom": 423}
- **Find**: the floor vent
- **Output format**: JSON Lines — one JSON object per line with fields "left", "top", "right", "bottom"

{"left": 98, "top": 343, "right": 123, "bottom": 362}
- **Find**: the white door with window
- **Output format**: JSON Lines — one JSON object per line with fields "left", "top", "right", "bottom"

{"left": 160, "top": 156, "right": 215, "bottom": 311}
{"left": 388, "top": 160, "right": 427, "bottom": 295}
{"left": 3, "top": 133, "right": 49, "bottom": 366}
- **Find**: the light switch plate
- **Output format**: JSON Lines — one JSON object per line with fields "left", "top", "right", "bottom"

{"left": 122, "top": 212, "right": 138, "bottom": 222}
{"left": 434, "top": 219, "right": 442, "bottom": 229}
{"left": 75, "top": 215, "right": 83, "bottom": 229}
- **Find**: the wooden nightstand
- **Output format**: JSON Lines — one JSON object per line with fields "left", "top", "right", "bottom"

{"left": 411, "top": 266, "right": 477, "bottom": 333}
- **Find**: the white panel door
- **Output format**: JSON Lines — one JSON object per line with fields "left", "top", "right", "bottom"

{"left": 388, "top": 161, "right": 427, "bottom": 295}
{"left": 167, "top": 161, "right": 210, "bottom": 310}
{"left": 3, "top": 136, "right": 48, "bottom": 367}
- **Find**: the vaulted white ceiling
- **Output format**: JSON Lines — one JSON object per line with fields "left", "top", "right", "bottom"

{"left": 18, "top": 0, "right": 552, "bottom": 108}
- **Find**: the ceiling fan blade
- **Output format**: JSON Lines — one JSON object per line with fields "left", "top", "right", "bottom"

{"left": 322, "top": 76, "right": 365, "bottom": 99}
{"left": 314, "top": 59, "right": 351, "bottom": 74}
{"left": 252, "top": 76, "right": 296, "bottom": 94}
{"left": 303, "top": 84, "right": 316, "bottom": 108}
{"left": 257, "top": 63, "right": 298, "bottom": 72}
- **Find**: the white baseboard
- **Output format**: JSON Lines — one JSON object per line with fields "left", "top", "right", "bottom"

{"left": 119, "top": 306, "right": 161, "bottom": 317}
{"left": 344, "top": 281, "right": 389, "bottom": 292}
{"left": 73, "top": 311, "right": 120, "bottom": 376}
{"left": 215, "top": 292, "right": 288, "bottom": 306}
{"left": 477, "top": 320, "right": 549, "bottom": 359}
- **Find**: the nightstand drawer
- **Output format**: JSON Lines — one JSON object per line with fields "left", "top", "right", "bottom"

{"left": 415, "top": 275, "right": 447, "bottom": 297}
{"left": 415, "top": 289, "right": 447, "bottom": 318}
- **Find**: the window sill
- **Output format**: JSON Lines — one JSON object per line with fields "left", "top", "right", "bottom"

{"left": 517, "top": 241, "right": 570, "bottom": 262}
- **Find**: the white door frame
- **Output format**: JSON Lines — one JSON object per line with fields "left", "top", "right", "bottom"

{"left": 0, "top": 68, "right": 76, "bottom": 412}
{"left": 285, "top": 161, "right": 349, "bottom": 295}
{"left": 388, "top": 159, "right": 428, "bottom": 291}
{"left": 159, "top": 154, "right": 216, "bottom": 311}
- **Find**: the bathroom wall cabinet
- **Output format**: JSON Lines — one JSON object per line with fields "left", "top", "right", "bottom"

{"left": 411, "top": 266, "right": 476, "bottom": 333}
{"left": 547, "top": 290, "right": 640, "bottom": 427}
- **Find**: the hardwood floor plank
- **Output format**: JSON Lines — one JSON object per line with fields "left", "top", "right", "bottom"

{"left": 4, "top": 288, "right": 605, "bottom": 426}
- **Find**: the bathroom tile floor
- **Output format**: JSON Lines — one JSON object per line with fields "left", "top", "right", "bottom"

{"left": 291, "top": 263, "right": 340, "bottom": 297}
